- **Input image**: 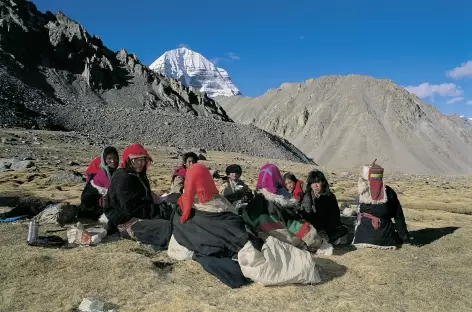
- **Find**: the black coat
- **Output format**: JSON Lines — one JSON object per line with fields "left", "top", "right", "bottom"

{"left": 78, "top": 181, "right": 102, "bottom": 220}
{"left": 172, "top": 209, "right": 249, "bottom": 258}
{"left": 301, "top": 191, "right": 342, "bottom": 236}
{"left": 104, "top": 168, "right": 175, "bottom": 230}
{"left": 353, "top": 185, "right": 409, "bottom": 248}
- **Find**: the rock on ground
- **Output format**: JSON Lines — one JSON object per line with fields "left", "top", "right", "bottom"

{"left": 47, "top": 171, "right": 85, "bottom": 184}
{"left": 0, "top": 158, "right": 35, "bottom": 172}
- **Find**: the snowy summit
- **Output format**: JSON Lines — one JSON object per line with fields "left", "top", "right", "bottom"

{"left": 150, "top": 47, "right": 242, "bottom": 98}
{"left": 460, "top": 115, "right": 472, "bottom": 122}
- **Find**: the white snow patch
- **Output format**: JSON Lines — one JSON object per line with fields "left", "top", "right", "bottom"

{"left": 150, "top": 47, "right": 242, "bottom": 98}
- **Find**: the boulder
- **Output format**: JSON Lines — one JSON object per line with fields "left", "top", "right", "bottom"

{"left": 10, "top": 160, "right": 35, "bottom": 170}
{"left": 78, "top": 297, "right": 104, "bottom": 312}
{"left": 47, "top": 171, "right": 85, "bottom": 184}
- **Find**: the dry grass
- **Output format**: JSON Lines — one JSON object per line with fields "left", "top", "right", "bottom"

{"left": 1, "top": 130, "right": 472, "bottom": 312}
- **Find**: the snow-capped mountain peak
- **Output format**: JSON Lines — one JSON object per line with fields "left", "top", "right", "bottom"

{"left": 150, "top": 47, "right": 242, "bottom": 98}
{"left": 459, "top": 115, "right": 472, "bottom": 122}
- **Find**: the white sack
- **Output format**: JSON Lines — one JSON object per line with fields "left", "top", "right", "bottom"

{"left": 167, "top": 234, "right": 194, "bottom": 261}
{"left": 238, "top": 236, "right": 322, "bottom": 286}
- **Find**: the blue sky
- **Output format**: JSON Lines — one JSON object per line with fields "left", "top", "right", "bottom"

{"left": 34, "top": 0, "right": 472, "bottom": 117}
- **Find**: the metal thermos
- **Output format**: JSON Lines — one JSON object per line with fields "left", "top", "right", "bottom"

{"left": 27, "top": 220, "right": 38, "bottom": 244}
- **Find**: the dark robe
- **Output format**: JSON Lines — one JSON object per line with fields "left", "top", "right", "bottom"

{"left": 352, "top": 185, "right": 410, "bottom": 248}
{"left": 301, "top": 191, "right": 348, "bottom": 242}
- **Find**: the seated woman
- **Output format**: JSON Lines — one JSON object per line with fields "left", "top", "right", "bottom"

{"left": 352, "top": 160, "right": 414, "bottom": 249}
{"left": 173, "top": 163, "right": 251, "bottom": 288}
{"left": 85, "top": 156, "right": 102, "bottom": 183}
{"left": 218, "top": 164, "right": 253, "bottom": 210}
{"left": 104, "top": 144, "right": 175, "bottom": 250}
{"left": 78, "top": 146, "right": 119, "bottom": 220}
{"left": 241, "top": 163, "right": 322, "bottom": 252}
{"left": 170, "top": 152, "right": 199, "bottom": 193}
{"left": 301, "top": 170, "right": 348, "bottom": 244}
{"left": 283, "top": 172, "right": 304, "bottom": 201}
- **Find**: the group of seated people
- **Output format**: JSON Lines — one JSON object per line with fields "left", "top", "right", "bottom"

{"left": 79, "top": 144, "right": 415, "bottom": 287}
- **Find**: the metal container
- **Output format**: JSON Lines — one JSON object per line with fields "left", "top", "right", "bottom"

{"left": 27, "top": 220, "right": 38, "bottom": 244}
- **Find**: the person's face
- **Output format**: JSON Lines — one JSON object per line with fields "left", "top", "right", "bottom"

{"left": 131, "top": 157, "right": 147, "bottom": 173}
{"left": 186, "top": 157, "right": 197, "bottom": 168}
{"left": 284, "top": 179, "right": 295, "bottom": 192}
{"left": 229, "top": 172, "right": 240, "bottom": 181}
{"left": 311, "top": 182, "right": 322, "bottom": 194}
{"left": 105, "top": 153, "right": 118, "bottom": 169}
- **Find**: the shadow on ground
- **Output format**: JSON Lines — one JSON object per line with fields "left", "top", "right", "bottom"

{"left": 333, "top": 244, "right": 357, "bottom": 256}
{"left": 331, "top": 216, "right": 356, "bottom": 255}
{"left": 410, "top": 226, "right": 459, "bottom": 247}
{"left": 337, "top": 217, "right": 459, "bottom": 250}
{"left": 316, "top": 258, "right": 348, "bottom": 284}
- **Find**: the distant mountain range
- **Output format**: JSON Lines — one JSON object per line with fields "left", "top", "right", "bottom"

{"left": 150, "top": 47, "right": 242, "bottom": 98}
{"left": 2, "top": 0, "right": 471, "bottom": 173}
{"left": 216, "top": 75, "right": 472, "bottom": 175}
{"left": 0, "top": 0, "right": 313, "bottom": 164}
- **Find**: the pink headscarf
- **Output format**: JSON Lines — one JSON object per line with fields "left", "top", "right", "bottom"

{"left": 256, "top": 163, "right": 283, "bottom": 194}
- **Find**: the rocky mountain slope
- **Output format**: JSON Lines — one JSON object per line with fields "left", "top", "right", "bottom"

{"left": 0, "top": 0, "right": 312, "bottom": 164}
{"left": 150, "top": 47, "right": 242, "bottom": 98}
{"left": 216, "top": 75, "right": 472, "bottom": 174}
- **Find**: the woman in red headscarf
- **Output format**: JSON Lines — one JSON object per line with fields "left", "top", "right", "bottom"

{"left": 172, "top": 163, "right": 251, "bottom": 288}
{"left": 79, "top": 146, "right": 119, "bottom": 220}
{"left": 173, "top": 163, "right": 253, "bottom": 288}
{"left": 104, "top": 144, "right": 176, "bottom": 249}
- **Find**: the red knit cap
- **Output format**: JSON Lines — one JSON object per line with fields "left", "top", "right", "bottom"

{"left": 120, "top": 144, "right": 152, "bottom": 168}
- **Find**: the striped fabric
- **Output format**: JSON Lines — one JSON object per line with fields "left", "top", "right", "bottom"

{"left": 368, "top": 163, "right": 385, "bottom": 201}
{"left": 257, "top": 217, "right": 316, "bottom": 248}
{"left": 368, "top": 166, "right": 384, "bottom": 180}
{"left": 257, "top": 215, "right": 284, "bottom": 232}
